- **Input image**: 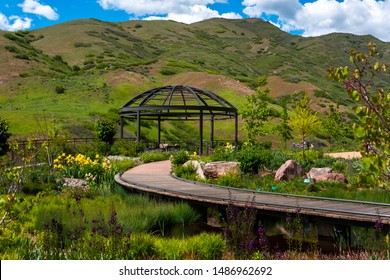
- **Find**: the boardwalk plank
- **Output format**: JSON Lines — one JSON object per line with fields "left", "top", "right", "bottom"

{"left": 117, "top": 160, "right": 390, "bottom": 225}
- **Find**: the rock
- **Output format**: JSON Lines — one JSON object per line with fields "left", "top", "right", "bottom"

{"left": 57, "top": 178, "right": 89, "bottom": 191}
{"left": 203, "top": 161, "right": 240, "bottom": 179}
{"left": 307, "top": 167, "right": 347, "bottom": 182}
{"left": 307, "top": 168, "right": 332, "bottom": 179}
{"left": 314, "top": 173, "right": 347, "bottom": 183}
{"left": 183, "top": 160, "right": 205, "bottom": 180}
{"left": 274, "top": 160, "right": 303, "bottom": 181}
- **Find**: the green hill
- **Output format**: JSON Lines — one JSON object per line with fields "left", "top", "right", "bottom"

{"left": 1, "top": 18, "right": 389, "bottom": 147}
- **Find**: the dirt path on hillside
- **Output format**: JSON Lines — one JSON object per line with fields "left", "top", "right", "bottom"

{"left": 325, "top": 151, "right": 362, "bottom": 159}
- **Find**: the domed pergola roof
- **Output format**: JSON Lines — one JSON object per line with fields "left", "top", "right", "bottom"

{"left": 119, "top": 85, "right": 238, "bottom": 155}
{"left": 119, "top": 85, "right": 237, "bottom": 120}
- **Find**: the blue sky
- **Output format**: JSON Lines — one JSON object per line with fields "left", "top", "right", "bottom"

{"left": 1, "top": 0, "right": 389, "bottom": 41}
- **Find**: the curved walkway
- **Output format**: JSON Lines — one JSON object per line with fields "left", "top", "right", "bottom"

{"left": 115, "top": 160, "right": 390, "bottom": 225}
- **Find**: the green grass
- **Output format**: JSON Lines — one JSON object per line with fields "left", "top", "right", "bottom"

{"left": 2, "top": 18, "right": 390, "bottom": 143}
{"left": 28, "top": 193, "right": 199, "bottom": 234}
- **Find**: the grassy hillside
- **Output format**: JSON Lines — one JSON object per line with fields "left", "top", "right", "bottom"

{"left": 1, "top": 18, "right": 389, "bottom": 147}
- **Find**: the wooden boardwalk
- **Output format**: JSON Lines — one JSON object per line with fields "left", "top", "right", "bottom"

{"left": 115, "top": 160, "right": 390, "bottom": 226}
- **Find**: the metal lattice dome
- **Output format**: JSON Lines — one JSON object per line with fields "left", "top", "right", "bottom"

{"left": 118, "top": 85, "right": 238, "bottom": 154}
{"left": 119, "top": 85, "right": 237, "bottom": 120}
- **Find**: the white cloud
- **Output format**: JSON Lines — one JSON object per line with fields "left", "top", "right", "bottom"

{"left": 18, "top": 0, "right": 59, "bottom": 20}
{"left": 98, "top": 0, "right": 226, "bottom": 15}
{"left": 97, "top": 0, "right": 240, "bottom": 23}
{"left": 242, "top": 0, "right": 390, "bottom": 42}
{"left": 144, "top": 5, "right": 242, "bottom": 24}
{"left": 243, "top": 0, "right": 301, "bottom": 20}
{"left": 0, "top": 13, "right": 32, "bottom": 31}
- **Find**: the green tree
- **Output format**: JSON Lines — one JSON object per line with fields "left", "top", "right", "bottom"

{"left": 274, "top": 101, "right": 293, "bottom": 149}
{"left": 328, "top": 43, "right": 389, "bottom": 188}
{"left": 240, "top": 77, "right": 272, "bottom": 143}
{"left": 321, "top": 104, "right": 343, "bottom": 150}
{"left": 95, "top": 118, "right": 117, "bottom": 145}
{"left": 288, "top": 94, "right": 321, "bottom": 158}
{"left": 0, "top": 116, "right": 11, "bottom": 156}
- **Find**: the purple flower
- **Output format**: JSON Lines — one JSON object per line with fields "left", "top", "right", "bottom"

{"left": 374, "top": 219, "right": 383, "bottom": 231}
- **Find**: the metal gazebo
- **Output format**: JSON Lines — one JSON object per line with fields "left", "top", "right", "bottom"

{"left": 118, "top": 85, "right": 238, "bottom": 155}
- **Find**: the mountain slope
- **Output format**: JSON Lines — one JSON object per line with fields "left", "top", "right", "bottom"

{"left": 0, "top": 18, "right": 389, "bottom": 142}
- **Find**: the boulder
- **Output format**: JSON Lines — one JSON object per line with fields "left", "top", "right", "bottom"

{"left": 307, "top": 167, "right": 347, "bottom": 182}
{"left": 274, "top": 160, "right": 303, "bottom": 181}
{"left": 58, "top": 178, "right": 89, "bottom": 191}
{"left": 307, "top": 167, "right": 332, "bottom": 179}
{"left": 203, "top": 161, "right": 240, "bottom": 179}
{"left": 183, "top": 160, "right": 205, "bottom": 180}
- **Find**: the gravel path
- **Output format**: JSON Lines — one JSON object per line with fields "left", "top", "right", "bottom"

{"left": 325, "top": 151, "right": 362, "bottom": 159}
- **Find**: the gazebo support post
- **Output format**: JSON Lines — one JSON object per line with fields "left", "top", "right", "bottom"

{"left": 157, "top": 116, "right": 161, "bottom": 148}
{"left": 210, "top": 115, "right": 214, "bottom": 151}
{"left": 199, "top": 110, "right": 203, "bottom": 155}
{"left": 120, "top": 116, "right": 124, "bottom": 139}
{"left": 137, "top": 111, "right": 141, "bottom": 142}
{"left": 235, "top": 114, "right": 238, "bottom": 146}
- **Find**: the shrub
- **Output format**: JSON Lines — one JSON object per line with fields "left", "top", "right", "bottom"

{"left": 331, "top": 159, "right": 349, "bottom": 173}
{"left": 111, "top": 159, "right": 136, "bottom": 173}
{"left": 173, "top": 163, "right": 197, "bottom": 181}
{"left": 214, "top": 174, "right": 243, "bottom": 188}
{"left": 210, "top": 142, "right": 237, "bottom": 161}
{"left": 72, "top": 65, "right": 81, "bottom": 72}
{"left": 160, "top": 67, "right": 178, "bottom": 75}
{"left": 110, "top": 140, "right": 145, "bottom": 157}
{"left": 170, "top": 150, "right": 190, "bottom": 166}
{"left": 313, "top": 89, "right": 329, "bottom": 98}
{"left": 55, "top": 85, "right": 65, "bottom": 94}
{"left": 268, "top": 150, "right": 290, "bottom": 171}
{"left": 95, "top": 118, "right": 116, "bottom": 145}
{"left": 289, "top": 76, "right": 301, "bottom": 83}
{"left": 238, "top": 146, "right": 272, "bottom": 174}
{"left": 4, "top": 45, "right": 18, "bottom": 53}
{"left": 74, "top": 42, "right": 92, "bottom": 48}
{"left": 290, "top": 149, "right": 324, "bottom": 170}
{"left": 311, "top": 156, "right": 338, "bottom": 168}
{"left": 140, "top": 151, "right": 170, "bottom": 163}
{"left": 0, "top": 116, "right": 11, "bottom": 156}
{"left": 14, "top": 53, "right": 29, "bottom": 60}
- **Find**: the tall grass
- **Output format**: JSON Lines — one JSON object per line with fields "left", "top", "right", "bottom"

{"left": 140, "top": 151, "right": 171, "bottom": 163}
{"left": 29, "top": 193, "right": 199, "bottom": 234}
